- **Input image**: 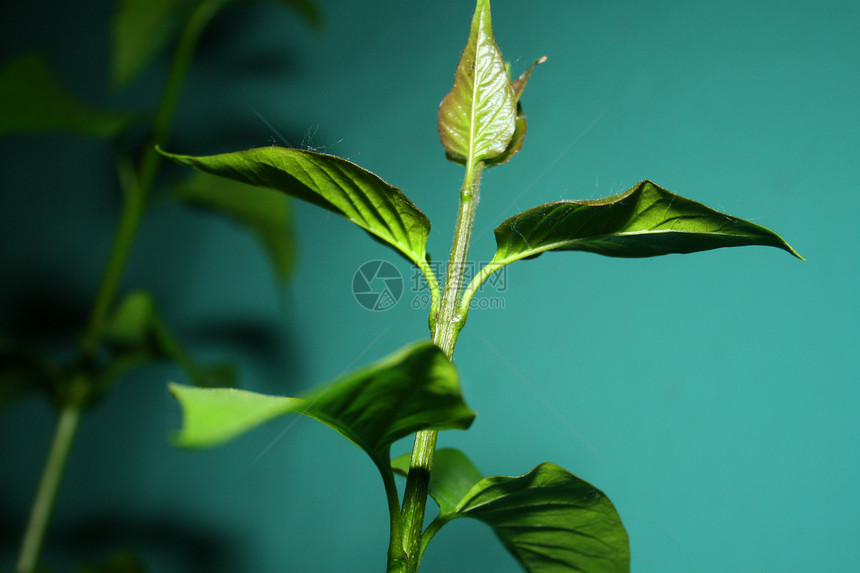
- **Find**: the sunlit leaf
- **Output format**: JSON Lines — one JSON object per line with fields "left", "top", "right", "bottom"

{"left": 0, "top": 54, "right": 136, "bottom": 137}
{"left": 438, "top": 0, "right": 516, "bottom": 165}
{"left": 170, "top": 341, "right": 475, "bottom": 469}
{"left": 430, "top": 462, "right": 630, "bottom": 573}
{"left": 158, "top": 146, "right": 430, "bottom": 266}
{"left": 492, "top": 180, "right": 803, "bottom": 266}
{"left": 173, "top": 171, "right": 296, "bottom": 282}
{"left": 486, "top": 56, "right": 547, "bottom": 168}
{"left": 111, "top": 0, "right": 190, "bottom": 89}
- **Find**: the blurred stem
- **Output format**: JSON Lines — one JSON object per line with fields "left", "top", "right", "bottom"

{"left": 16, "top": 404, "right": 82, "bottom": 573}
{"left": 82, "top": 0, "right": 228, "bottom": 355}
{"left": 394, "top": 160, "right": 484, "bottom": 572}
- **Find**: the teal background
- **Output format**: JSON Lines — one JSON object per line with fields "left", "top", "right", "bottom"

{"left": 1, "top": 1, "right": 858, "bottom": 571}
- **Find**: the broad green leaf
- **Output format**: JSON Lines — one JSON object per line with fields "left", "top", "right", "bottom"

{"left": 171, "top": 341, "right": 475, "bottom": 464}
{"left": 441, "top": 463, "right": 630, "bottom": 573}
{"left": 438, "top": 0, "right": 517, "bottom": 165}
{"left": 392, "top": 448, "right": 483, "bottom": 516}
{"left": 173, "top": 171, "right": 296, "bottom": 282}
{"left": 0, "top": 54, "right": 136, "bottom": 137}
{"left": 158, "top": 146, "right": 430, "bottom": 266}
{"left": 111, "top": 0, "right": 190, "bottom": 89}
{"left": 486, "top": 56, "right": 547, "bottom": 168}
{"left": 104, "top": 290, "right": 234, "bottom": 388}
{"left": 493, "top": 180, "right": 803, "bottom": 265}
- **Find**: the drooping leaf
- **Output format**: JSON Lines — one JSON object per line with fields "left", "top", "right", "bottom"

{"left": 392, "top": 448, "right": 483, "bottom": 516}
{"left": 432, "top": 462, "right": 630, "bottom": 573}
{"left": 170, "top": 342, "right": 475, "bottom": 466}
{"left": 438, "top": 0, "right": 517, "bottom": 165}
{"left": 492, "top": 180, "right": 803, "bottom": 266}
{"left": 0, "top": 54, "right": 137, "bottom": 137}
{"left": 103, "top": 290, "right": 234, "bottom": 388}
{"left": 111, "top": 0, "right": 190, "bottom": 89}
{"left": 158, "top": 146, "right": 430, "bottom": 266}
{"left": 173, "top": 171, "right": 296, "bottom": 282}
{"left": 486, "top": 56, "right": 547, "bottom": 168}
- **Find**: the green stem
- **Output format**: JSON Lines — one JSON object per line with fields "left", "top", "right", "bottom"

{"left": 394, "top": 160, "right": 485, "bottom": 572}
{"left": 82, "top": 0, "right": 227, "bottom": 355}
{"left": 16, "top": 404, "right": 83, "bottom": 573}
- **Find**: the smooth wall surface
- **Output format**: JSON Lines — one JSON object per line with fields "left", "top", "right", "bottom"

{"left": 1, "top": 1, "right": 858, "bottom": 571}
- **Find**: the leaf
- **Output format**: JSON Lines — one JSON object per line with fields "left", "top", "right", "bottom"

{"left": 104, "top": 290, "right": 234, "bottom": 388}
{"left": 173, "top": 171, "right": 296, "bottom": 282}
{"left": 436, "top": 462, "right": 630, "bottom": 573}
{"left": 0, "top": 54, "right": 136, "bottom": 138}
{"left": 158, "top": 146, "right": 430, "bottom": 266}
{"left": 275, "top": 0, "right": 324, "bottom": 31}
{"left": 438, "top": 0, "right": 517, "bottom": 165}
{"left": 392, "top": 448, "right": 483, "bottom": 516}
{"left": 486, "top": 56, "right": 547, "bottom": 168}
{"left": 0, "top": 335, "right": 55, "bottom": 408}
{"left": 493, "top": 180, "right": 803, "bottom": 265}
{"left": 111, "top": 0, "right": 190, "bottom": 89}
{"left": 170, "top": 341, "right": 475, "bottom": 469}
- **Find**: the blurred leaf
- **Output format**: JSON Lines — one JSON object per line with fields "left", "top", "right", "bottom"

{"left": 158, "top": 146, "right": 430, "bottom": 266}
{"left": 173, "top": 171, "right": 296, "bottom": 282}
{"left": 430, "top": 461, "right": 630, "bottom": 573}
{"left": 77, "top": 550, "right": 148, "bottom": 573}
{"left": 103, "top": 290, "right": 235, "bottom": 388}
{"left": 493, "top": 180, "right": 803, "bottom": 265}
{"left": 0, "top": 335, "right": 55, "bottom": 408}
{"left": 111, "top": 0, "right": 191, "bottom": 89}
{"left": 274, "top": 0, "right": 324, "bottom": 31}
{"left": 392, "top": 448, "right": 483, "bottom": 516}
{"left": 438, "top": 0, "right": 516, "bottom": 164}
{"left": 171, "top": 341, "right": 474, "bottom": 470}
{"left": 0, "top": 54, "right": 136, "bottom": 137}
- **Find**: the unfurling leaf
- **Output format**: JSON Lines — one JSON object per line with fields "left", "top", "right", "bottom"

{"left": 170, "top": 341, "right": 475, "bottom": 469}
{"left": 173, "top": 171, "right": 296, "bottom": 283}
{"left": 158, "top": 146, "right": 430, "bottom": 267}
{"left": 492, "top": 180, "right": 803, "bottom": 266}
{"left": 438, "top": 0, "right": 517, "bottom": 165}
{"left": 0, "top": 55, "right": 136, "bottom": 137}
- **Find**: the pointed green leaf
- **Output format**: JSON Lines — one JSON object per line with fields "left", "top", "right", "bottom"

{"left": 444, "top": 463, "right": 630, "bottom": 573}
{"left": 171, "top": 341, "right": 475, "bottom": 458}
{"left": 158, "top": 146, "right": 430, "bottom": 266}
{"left": 493, "top": 180, "right": 803, "bottom": 266}
{"left": 438, "top": 0, "right": 517, "bottom": 165}
{"left": 0, "top": 55, "right": 137, "bottom": 137}
{"left": 393, "top": 448, "right": 483, "bottom": 516}
{"left": 111, "top": 0, "right": 190, "bottom": 89}
{"left": 173, "top": 171, "right": 296, "bottom": 282}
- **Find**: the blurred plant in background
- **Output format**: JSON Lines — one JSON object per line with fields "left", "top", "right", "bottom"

{"left": 0, "top": 0, "right": 321, "bottom": 570}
